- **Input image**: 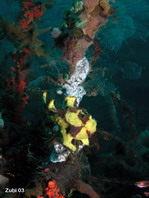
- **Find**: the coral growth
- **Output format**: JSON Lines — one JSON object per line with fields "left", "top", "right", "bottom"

{"left": 99, "top": 0, "right": 111, "bottom": 16}
{"left": 6, "top": 47, "right": 31, "bottom": 122}
{"left": 45, "top": 180, "right": 64, "bottom": 198}
{"left": 56, "top": 0, "right": 112, "bottom": 72}
{"left": 20, "top": 1, "right": 44, "bottom": 30}
{"left": 1, "top": 1, "right": 50, "bottom": 57}
{"left": 2, "top": 0, "right": 52, "bottom": 123}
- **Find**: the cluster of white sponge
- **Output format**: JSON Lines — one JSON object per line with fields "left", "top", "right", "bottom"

{"left": 62, "top": 57, "right": 90, "bottom": 105}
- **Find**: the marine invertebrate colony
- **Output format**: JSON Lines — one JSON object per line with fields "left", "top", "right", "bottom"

{"left": 6, "top": 47, "right": 30, "bottom": 123}
{"left": 62, "top": 57, "right": 90, "bottom": 104}
{"left": 45, "top": 180, "right": 64, "bottom": 198}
